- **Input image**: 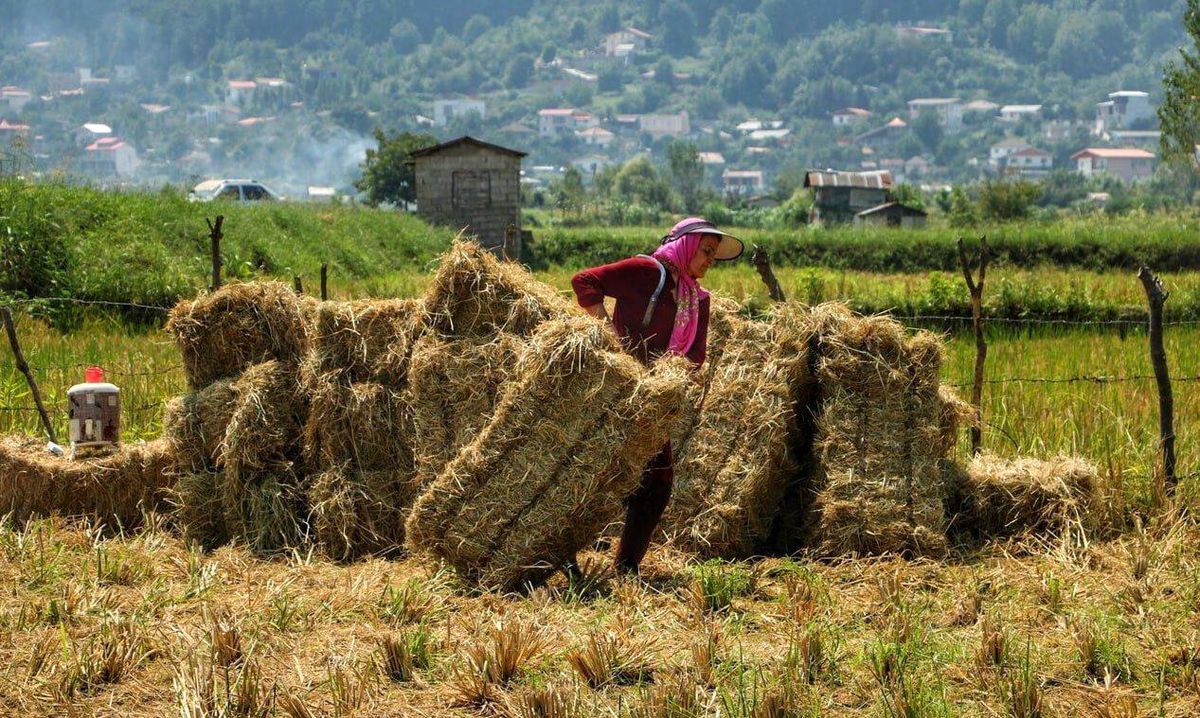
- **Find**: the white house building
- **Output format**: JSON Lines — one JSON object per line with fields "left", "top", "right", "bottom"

{"left": 999, "top": 104, "right": 1043, "bottom": 122}
{"left": 640, "top": 111, "right": 690, "bottom": 138}
{"left": 1004, "top": 147, "right": 1053, "bottom": 177}
{"left": 602, "top": 27, "right": 653, "bottom": 57}
{"left": 75, "top": 122, "right": 113, "bottom": 147}
{"left": 433, "top": 98, "right": 486, "bottom": 126}
{"left": 1, "top": 86, "right": 32, "bottom": 113}
{"left": 82, "top": 136, "right": 138, "bottom": 177}
{"left": 1071, "top": 147, "right": 1156, "bottom": 182}
{"left": 832, "top": 107, "right": 872, "bottom": 127}
{"left": 722, "top": 169, "right": 765, "bottom": 194}
{"left": 575, "top": 126, "right": 614, "bottom": 146}
{"left": 537, "top": 108, "right": 597, "bottom": 138}
{"left": 989, "top": 138, "right": 1032, "bottom": 166}
{"left": 226, "top": 80, "right": 257, "bottom": 106}
{"left": 907, "top": 97, "right": 963, "bottom": 131}
{"left": 1095, "top": 91, "right": 1154, "bottom": 133}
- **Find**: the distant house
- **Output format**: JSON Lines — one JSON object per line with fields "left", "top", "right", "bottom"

{"left": 804, "top": 169, "right": 893, "bottom": 224}
{"left": 0, "top": 119, "right": 30, "bottom": 137}
{"left": 697, "top": 152, "right": 725, "bottom": 166}
{"left": 82, "top": 136, "right": 138, "bottom": 177}
{"left": 962, "top": 99, "right": 999, "bottom": 115}
{"left": 640, "top": 111, "right": 690, "bottom": 138}
{"left": 999, "top": 105, "right": 1043, "bottom": 122}
{"left": 1095, "top": 91, "right": 1153, "bottom": 133}
{"left": 907, "top": 98, "right": 963, "bottom": 131}
{"left": 409, "top": 136, "right": 526, "bottom": 256}
{"left": 722, "top": 169, "right": 765, "bottom": 194}
{"left": 989, "top": 138, "right": 1032, "bottom": 166}
{"left": 735, "top": 119, "right": 783, "bottom": 134}
{"left": 853, "top": 117, "right": 908, "bottom": 145}
{"left": 832, "top": 107, "right": 871, "bottom": 127}
{"left": 896, "top": 24, "right": 952, "bottom": 41}
{"left": 575, "top": 126, "right": 614, "bottom": 146}
{"left": 855, "top": 202, "right": 928, "bottom": 228}
{"left": 1004, "top": 147, "right": 1053, "bottom": 177}
{"left": 307, "top": 186, "right": 336, "bottom": 201}
{"left": 748, "top": 127, "right": 790, "bottom": 143}
{"left": 75, "top": 122, "right": 113, "bottom": 146}
{"left": 1105, "top": 130, "right": 1160, "bottom": 148}
{"left": 1071, "top": 147, "right": 1156, "bottom": 182}
{"left": 537, "top": 108, "right": 597, "bottom": 138}
{"left": 433, "top": 98, "right": 486, "bottom": 126}
{"left": 1042, "top": 119, "right": 1075, "bottom": 142}
{"left": 603, "top": 27, "right": 653, "bottom": 57}
{"left": 226, "top": 80, "right": 256, "bottom": 106}
{"left": 1, "top": 86, "right": 32, "bottom": 113}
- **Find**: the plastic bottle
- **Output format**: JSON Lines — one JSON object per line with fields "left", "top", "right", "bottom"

{"left": 67, "top": 366, "right": 120, "bottom": 457}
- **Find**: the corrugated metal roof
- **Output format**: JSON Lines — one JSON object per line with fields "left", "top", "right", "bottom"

{"left": 1070, "top": 148, "right": 1155, "bottom": 160}
{"left": 804, "top": 170, "right": 893, "bottom": 189}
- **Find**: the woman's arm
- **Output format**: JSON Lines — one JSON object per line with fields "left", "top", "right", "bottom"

{"left": 571, "top": 257, "right": 657, "bottom": 318}
{"left": 685, "top": 297, "right": 710, "bottom": 367}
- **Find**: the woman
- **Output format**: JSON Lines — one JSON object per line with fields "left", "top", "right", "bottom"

{"left": 571, "top": 217, "right": 743, "bottom": 574}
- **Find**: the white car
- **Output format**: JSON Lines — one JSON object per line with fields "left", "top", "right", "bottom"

{"left": 189, "top": 179, "right": 283, "bottom": 202}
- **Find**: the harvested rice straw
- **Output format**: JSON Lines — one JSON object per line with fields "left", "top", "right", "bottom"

{"left": 302, "top": 375, "right": 413, "bottom": 472}
{"left": 808, "top": 316, "right": 951, "bottom": 557}
{"left": 308, "top": 467, "right": 426, "bottom": 560}
{"left": 405, "top": 318, "right": 689, "bottom": 589}
{"left": 310, "top": 298, "right": 425, "bottom": 384}
{"left": 162, "top": 379, "right": 237, "bottom": 472}
{"left": 669, "top": 295, "right": 743, "bottom": 453}
{"left": 408, "top": 333, "right": 524, "bottom": 484}
{"left": 166, "top": 281, "right": 311, "bottom": 389}
{"left": 0, "top": 435, "right": 174, "bottom": 529}
{"left": 220, "top": 361, "right": 310, "bottom": 553}
{"left": 421, "top": 240, "right": 572, "bottom": 337}
{"left": 948, "top": 453, "right": 1098, "bottom": 540}
{"left": 172, "top": 470, "right": 228, "bottom": 549}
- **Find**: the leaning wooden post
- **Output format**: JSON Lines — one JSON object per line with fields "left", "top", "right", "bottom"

{"left": 206, "top": 215, "right": 224, "bottom": 291}
{"left": 957, "top": 236, "right": 989, "bottom": 456}
{"left": 1138, "top": 266, "right": 1176, "bottom": 490}
{"left": 293, "top": 275, "right": 303, "bottom": 295}
{"left": 320, "top": 263, "right": 329, "bottom": 301}
{"left": 1, "top": 306, "right": 57, "bottom": 444}
{"left": 751, "top": 244, "right": 786, "bottom": 303}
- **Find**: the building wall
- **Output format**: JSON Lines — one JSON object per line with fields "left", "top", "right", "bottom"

{"left": 414, "top": 145, "right": 522, "bottom": 254}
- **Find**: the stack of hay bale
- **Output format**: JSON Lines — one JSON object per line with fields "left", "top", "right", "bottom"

{"left": 165, "top": 282, "right": 314, "bottom": 552}
{"left": 947, "top": 453, "right": 1099, "bottom": 540}
{"left": 303, "top": 299, "right": 425, "bottom": 560}
{"left": 406, "top": 317, "right": 690, "bottom": 591}
{"left": 0, "top": 435, "right": 174, "bottom": 529}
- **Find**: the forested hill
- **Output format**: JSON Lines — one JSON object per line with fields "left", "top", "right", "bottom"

{"left": 0, "top": 0, "right": 1189, "bottom": 188}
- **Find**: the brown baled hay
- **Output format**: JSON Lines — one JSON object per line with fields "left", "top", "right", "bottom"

{"left": 669, "top": 295, "right": 743, "bottom": 452}
{"left": 422, "top": 240, "right": 572, "bottom": 338}
{"left": 310, "top": 298, "right": 424, "bottom": 384}
{"left": 162, "top": 379, "right": 237, "bottom": 472}
{"left": 171, "top": 470, "right": 229, "bottom": 549}
{"left": 0, "top": 435, "right": 174, "bottom": 530}
{"left": 408, "top": 333, "right": 524, "bottom": 484}
{"left": 307, "top": 467, "right": 426, "bottom": 560}
{"left": 303, "top": 376, "right": 413, "bottom": 473}
{"left": 405, "top": 317, "right": 690, "bottom": 591}
{"left": 166, "top": 281, "right": 312, "bottom": 389}
{"left": 665, "top": 312, "right": 810, "bottom": 558}
{"left": 948, "top": 453, "right": 1098, "bottom": 540}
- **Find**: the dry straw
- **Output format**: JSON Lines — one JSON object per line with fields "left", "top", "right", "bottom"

{"left": 0, "top": 435, "right": 173, "bottom": 529}
{"left": 162, "top": 379, "right": 237, "bottom": 473}
{"left": 309, "top": 298, "right": 424, "bottom": 385}
{"left": 166, "top": 281, "right": 312, "bottom": 389}
{"left": 421, "top": 240, "right": 572, "bottom": 338}
{"left": 406, "top": 316, "right": 690, "bottom": 591}
{"left": 302, "top": 375, "right": 413, "bottom": 472}
{"left": 408, "top": 333, "right": 525, "bottom": 484}
{"left": 307, "top": 467, "right": 425, "bottom": 560}
{"left": 947, "top": 453, "right": 1098, "bottom": 540}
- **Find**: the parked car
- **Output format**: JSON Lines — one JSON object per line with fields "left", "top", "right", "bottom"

{"left": 189, "top": 179, "right": 283, "bottom": 202}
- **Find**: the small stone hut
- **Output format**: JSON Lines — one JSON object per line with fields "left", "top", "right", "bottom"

{"left": 410, "top": 136, "right": 526, "bottom": 256}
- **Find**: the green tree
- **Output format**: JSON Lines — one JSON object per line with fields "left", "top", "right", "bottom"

{"left": 947, "top": 187, "right": 979, "bottom": 227}
{"left": 613, "top": 156, "right": 671, "bottom": 209}
{"left": 551, "top": 165, "right": 588, "bottom": 220}
{"left": 1161, "top": 1, "right": 1200, "bottom": 167}
{"left": 911, "top": 110, "right": 943, "bottom": 154}
{"left": 978, "top": 179, "right": 1042, "bottom": 221}
{"left": 653, "top": 56, "right": 675, "bottom": 88}
{"left": 889, "top": 183, "right": 925, "bottom": 211}
{"left": 505, "top": 54, "right": 534, "bottom": 88}
{"left": 659, "top": 1, "right": 697, "bottom": 57}
{"left": 666, "top": 140, "right": 705, "bottom": 212}
{"left": 354, "top": 129, "right": 437, "bottom": 207}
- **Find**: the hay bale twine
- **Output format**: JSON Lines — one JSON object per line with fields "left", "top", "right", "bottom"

{"left": 806, "top": 312, "right": 952, "bottom": 557}
{"left": 0, "top": 435, "right": 174, "bottom": 529}
{"left": 408, "top": 333, "right": 525, "bottom": 484}
{"left": 422, "top": 240, "right": 571, "bottom": 338}
{"left": 302, "top": 376, "right": 413, "bottom": 473}
{"left": 162, "top": 379, "right": 237, "bottom": 472}
{"left": 167, "top": 281, "right": 311, "bottom": 390}
{"left": 308, "top": 467, "right": 426, "bottom": 560}
{"left": 405, "top": 316, "right": 690, "bottom": 591}
{"left": 310, "top": 299, "right": 424, "bottom": 384}
{"left": 947, "top": 453, "right": 1098, "bottom": 540}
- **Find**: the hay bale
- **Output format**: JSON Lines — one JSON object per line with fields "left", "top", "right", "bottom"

{"left": 805, "top": 310, "right": 952, "bottom": 557}
{"left": 408, "top": 333, "right": 524, "bottom": 484}
{"left": 0, "top": 435, "right": 174, "bottom": 529}
{"left": 167, "top": 281, "right": 311, "bottom": 389}
{"left": 162, "top": 379, "right": 237, "bottom": 472}
{"left": 422, "top": 240, "right": 571, "bottom": 338}
{"left": 948, "top": 453, "right": 1098, "bottom": 539}
{"left": 310, "top": 299, "right": 424, "bottom": 384}
{"left": 172, "top": 471, "right": 229, "bottom": 549}
{"left": 307, "top": 467, "right": 426, "bottom": 560}
{"left": 405, "top": 317, "right": 690, "bottom": 591}
{"left": 219, "top": 360, "right": 310, "bottom": 553}
{"left": 669, "top": 296, "right": 743, "bottom": 452}
{"left": 664, "top": 312, "right": 812, "bottom": 557}
{"left": 302, "top": 376, "right": 413, "bottom": 472}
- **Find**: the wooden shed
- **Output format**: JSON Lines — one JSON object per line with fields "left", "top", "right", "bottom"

{"left": 804, "top": 169, "right": 893, "bottom": 224}
{"left": 854, "top": 201, "right": 928, "bottom": 228}
{"left": 410, "top": 136, "right": 527, "bottom": 256}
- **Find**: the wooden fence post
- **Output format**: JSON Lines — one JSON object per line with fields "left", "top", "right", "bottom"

{"left": 1138, "top": 266, "right": 1176, "bottom": 490}
{"left": 1, "top": 306, "right": 57, "bottom": 444}
{"left": 320, "top": 263, "right": 329, "bottom": 301}
{"left": 293, "top": 275, "right": 303, "bottom": 295}
{"left": 957, "top": 236, "right": 988, "bottom": 456}
{"left": 751, "top": 244, "right": 786, "bottom": 303}
{"left": 206, "top": 216, "right": 224, "bottom": 291}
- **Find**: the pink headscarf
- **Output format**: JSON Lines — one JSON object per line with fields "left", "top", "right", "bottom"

{"left": 652, "top": 233, "right": 710, "bottom": 356}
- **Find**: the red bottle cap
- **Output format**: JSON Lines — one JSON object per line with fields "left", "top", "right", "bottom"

{"left": 85, "top": 366, "right": 104, "bottom": 383}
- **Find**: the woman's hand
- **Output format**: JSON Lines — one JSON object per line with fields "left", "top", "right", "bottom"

{"left": 583, "top": 302, "right": 609, "bottom": 323}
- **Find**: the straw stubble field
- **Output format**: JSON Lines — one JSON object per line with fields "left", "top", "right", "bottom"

{"left": 1, "top": 264, "right": 1199, "bottom": 716}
